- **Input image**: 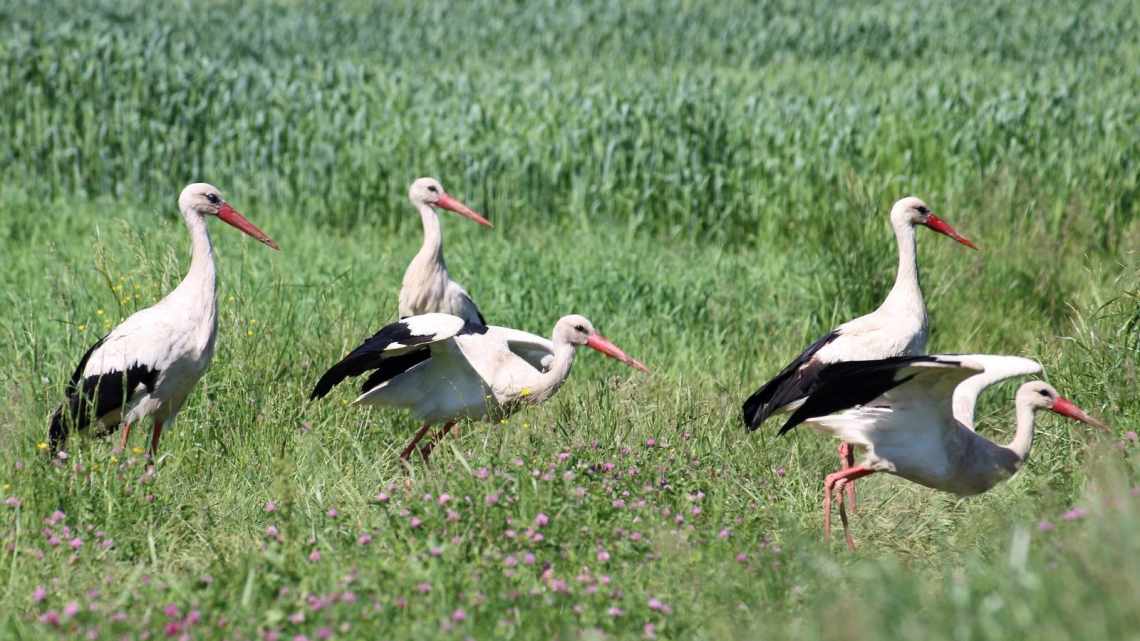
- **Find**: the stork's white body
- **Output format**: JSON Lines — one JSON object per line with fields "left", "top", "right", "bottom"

{"left": 311, "top": 312, "right": 644, "bottom": 462}
{"left": 49, "top": 183, "right": 277, "bottom": 455}
{"left": 742, "top": 197, "right": 978, "bottom": 431}
{"left": 82, "top": 216, "right": 219, "bottom": 429}
{"left": 782, "top": 353, "right": 1104, "bottom": 550}
{"left": 354, "top": 321, "right": 567, "bottom": 423}
{"left": 796, "top": 354, "right": 1048, "bottom": 495}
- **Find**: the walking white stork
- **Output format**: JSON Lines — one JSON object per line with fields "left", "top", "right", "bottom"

{"left": 48, "top": 183, "right": 279, "bottom": 457}
{"left": 398, "top": 178, "right": 492, "bottom": 326}
{"left": 742, "top": 196, "right": 976, "bottom": 506}
{"left": 309, "top": 313, "right": 648, "bottom": 461}
{"left": 775, "top": 354, "right": 1109, "bottom": 550}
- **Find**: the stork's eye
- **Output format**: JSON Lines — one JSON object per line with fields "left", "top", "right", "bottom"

{"left": 574, "top": 324, "right": 587, "bottom": 333}
{"left": 206, "top": 193, "right": 221, "bottom": 205}
{"left": 1038, "top": 389, "right": 1051, "bottom": 397}
{"left": 427, "top": 185, "right": 439, "bottom": 193}
{"left": 916, "top": 205, "right": 930, "bottom": 215}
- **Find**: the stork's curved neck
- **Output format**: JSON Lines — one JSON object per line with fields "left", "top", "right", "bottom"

{"left": 176, "top": 211, "right": 217, "bottom": 303}
{"left": 1004, "top": 399, "right": 1037, "bottom": 463}
{"left": 532, "top": 339, "right": 577, "bottom": 400}
{"left": 414, "top": 202, "right": 445, "bottom": 267}
{"left": 880, "top": 220, "right": 923, "bottom": 313}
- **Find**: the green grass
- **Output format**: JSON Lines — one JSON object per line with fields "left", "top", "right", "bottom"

{"left": 1, "top": 1, "right": 1139, "bottom": 639}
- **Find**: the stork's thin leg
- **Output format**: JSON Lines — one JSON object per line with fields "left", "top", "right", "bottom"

{"left": 838, "top": 442, "right": 857, "bottom": 513}
{"left": 419, "top": 421, "right": 457, "bottom": 461}
{"left": 400, "top": 423, "right": 434, "bottom": 461}
{"left": 822, "top": 466, "right": 875, "bottom": 548}
{"left": 148, "top": 420, "right": 164, "bottom": 459}
{"left": 836, "top": 484, "right": 857, "bottom": 551}
{"left": 118, "top": 422, "right": 134, "bottom": 453}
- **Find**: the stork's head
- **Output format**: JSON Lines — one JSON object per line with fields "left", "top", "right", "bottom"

{"left": 408, "top": 177, "right": 492, "bottom": 227}
{"left": 1017, "top": 381, "right": 1109, "bottom": 431}
{"left": 178, "top": 183, "right": 279, "bottom": 250}
{"left": 890, "top": 196, "right": 976, "bottom": 249}
{"left": 554, "top": 315, "right": 650, "bottom": 373}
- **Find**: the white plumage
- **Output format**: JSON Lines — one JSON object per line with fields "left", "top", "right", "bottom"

{"left": 49, "top": 183, "right": 278, "bottom": 456}
{"left": 311, "top": 314, "right": 647, "bottom": 461}
{"left": 778, "top": 354, "right": 1108, "bottom": 550}
{"left": 742, "top": 196, "right": 976, "bottom": 506}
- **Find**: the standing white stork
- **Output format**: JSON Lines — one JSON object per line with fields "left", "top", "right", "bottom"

{"left": 398, "top": 178, "right": 492, "bottom": 326}
{"left": 775, "top": 354, "right": 1109, "bottom": 550}
{"left": 48, "top": 183, "right": 279, "bottom": 457}
{"left": 742, "top": 196, "right": 976, "bottom": 506}
{"left": 309, "top": 313, "right": 648, "bottom": 461}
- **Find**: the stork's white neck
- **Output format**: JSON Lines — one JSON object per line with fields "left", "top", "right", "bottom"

{"left": 531, "top": 339, "right": 578, "bottom": 402}
{"left": 174, "top": 210, "right": 217, "bottom": 304}
{"left": 879, "top": 219, "right": 923, "bottom": 314}
{"left": 415, "top": 203, "right": 445, "bottom": 267}
{"left": 1005, "top": 398, "right": 1038, "bottom": 463}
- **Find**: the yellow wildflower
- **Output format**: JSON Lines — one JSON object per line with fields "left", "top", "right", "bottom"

{"left": 131, "top": 447, "right": 144, "bottom": 455}
{"left": 36, "top": 442, "right": 48, "bottom": 451}
{"left": 95, "top": 309, "right": 104, "bottom": 316}
{"left": 519, "top": 387, "right": 531, "bottom": 397}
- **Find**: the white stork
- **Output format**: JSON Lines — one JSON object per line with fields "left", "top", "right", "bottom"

{"left": 775, "top": 354, "right": 1109, "bottom": 550}
{"left": 742, "top": 196, "right": 976, "bottom": 506}
{"left": 398, "top": 178, "right": 492, "bottom": 326}
{"left": 48, "top": 183, "right": 279, "bottom": 457}
{"left": 309, "top": 313, "right": 648, "bottom": 461}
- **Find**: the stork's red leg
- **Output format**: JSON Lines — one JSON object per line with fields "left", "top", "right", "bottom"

{"left": 118, "top": 422, "right": 133, "bottom": 453}
{"left": 148, "top": 420, "right": 164, "bottom": 459}
{"left": 400, "top": 423, "right": 434, "bottom": 461}
{"left": 822, "top": 465, "right": 875, "bottom": 548}
{"left": 419, "top": 421, "right": 457, "bottom": 461}
{"left": 838, "top": 442, "right": 857, "bottom": 513}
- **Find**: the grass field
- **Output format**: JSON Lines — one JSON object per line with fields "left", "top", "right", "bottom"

{"left": 2, "top": 1, "right": 1139, "bottom": 639}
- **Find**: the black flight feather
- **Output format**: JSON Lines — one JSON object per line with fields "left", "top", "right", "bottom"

{"left": 742, "top": 331, "right": 839, "bottom": 431}
{"left": 777, "top": 355, "right": 951, "bottom": 435}
{"left": 310, "top": 321, "right": 442, "bottom": 401}
{"left": 49, "top": 339, "right": 159, "bottom": 453}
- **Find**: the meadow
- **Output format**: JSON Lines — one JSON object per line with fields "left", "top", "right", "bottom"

{"left": 1, "top": 0, "right": 1139, "bottom": 638}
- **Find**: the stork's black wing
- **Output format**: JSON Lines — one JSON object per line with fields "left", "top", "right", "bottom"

{"left": 742, "top": 331, "right": 839, "bottom": 431}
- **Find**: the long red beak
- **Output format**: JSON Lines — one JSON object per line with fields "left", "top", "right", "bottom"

{"left": 217, "top": 203, "right": 280, "bottom": 250}
{"left": 1051, "top": 396, "right": 1110, "bottom": 432}
{"left": 584, "top": 334, "right": 650, "bottom": 373}
{"left": 435, "top": 193, "right": 493, "bottom": 228}
{"left": 923, "top": 213, "right": 977, "bottom": 250}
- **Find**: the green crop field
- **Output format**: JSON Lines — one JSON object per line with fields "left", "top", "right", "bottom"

{"left": 1, "top": 0, "right": 1138, "bottom": 639}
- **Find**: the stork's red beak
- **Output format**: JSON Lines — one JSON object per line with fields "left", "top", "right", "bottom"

{"left": 436, "top": 193, "right": 493, "bottom": 228}
{"left": 923, "top": 214, "right": 977, "bottom": 250}
{"left": 585, "top": 334, "right": 650, "bottom": 373}
{"left": 217, "top": 203, "right": 280, "bottom": 250}
{"left": 1051, "top": 396, "right": 1110, "bottom": 432}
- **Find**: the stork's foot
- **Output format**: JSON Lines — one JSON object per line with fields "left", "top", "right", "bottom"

{"left": 822, "top": 465, "right": 876, "bottom": 550}
{"left": 838, "top": 442, "right": 857, "bottom": 513}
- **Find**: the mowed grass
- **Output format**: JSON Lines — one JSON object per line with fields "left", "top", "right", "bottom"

{"left": 1, "top": 1, "right": 1139, "bottom": 639}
